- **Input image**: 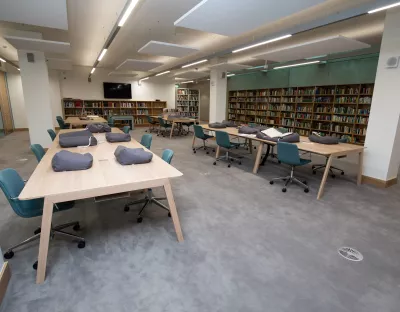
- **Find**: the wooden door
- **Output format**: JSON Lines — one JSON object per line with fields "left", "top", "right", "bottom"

{"left": 0, "top": 72, "right": 14, "bottom": 134}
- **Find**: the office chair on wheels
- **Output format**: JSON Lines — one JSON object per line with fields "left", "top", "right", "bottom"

{"left": 193, "top": 125, "right": 215, "bottom": 154}
{"left": 213, "top": 131, "right": 242, "bottom": 168}
{"left": 157, "top": 118, "right": 172, "bottom": 137}
{"left": 146, "top": 115, "right": 158, "bottom": 133}
{"left": 30, "top": 144, "right": 46, "bottom": 162}
{"left": 56, "top": 116, "right": 70, "bottom": 129}
{"left": 47, "top": 129, "right": 57, "bottom": 141}
{"left": 0, "top": 168, "right": 85, "bottom": 270}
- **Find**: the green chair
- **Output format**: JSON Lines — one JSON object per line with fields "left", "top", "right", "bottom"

{"left": 269, "top": 142, "right": 311, "bottom": 193}
{"left": 158, "top": 117, "right": 172, "bottom": 137}
{"left": 0, "top": 168, "right": 85, "bottom": 269}
{"left": 30, "top": 144, "right": 46, "bottom": 162}
{"left": 122, "top": 126, "right": 130, "bottom": 134}
{"left": 182, "top": 121, "right": 194, "bottom": 135}
{"left": 124, "top": 149, "right": 175, "bottom": 223}
{"left": 140, "top": 134, "right": 152, "bottom": 150}
{"left": 108, "top": 116, "right": 115, "bottom": 127}
{"left": 193, "top": 125, "right": 215, "bottom": 154}
{"left": 213, "top": 131, "right": 242, "bottom": 168}
{"left": 56, "top": 116, "right": 70, "bottom": 129}
{"left": 146, "top": 115, "right": 158, "bottom": 133}
{"left": 47, "top": 129, "right": 56, "bottom": 141}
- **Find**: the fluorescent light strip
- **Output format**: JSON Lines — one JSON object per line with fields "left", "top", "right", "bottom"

{"left": 368, "top": 2, "right": 400, "bottom": 13}
{"left": 306, "top": 54, "right": 327, "bottom": 60}
{"left": 90, "top": 68, "right": 96, "bottom": 74}
{"left": 118, "top": 0, "right": 139, "bottom": 27}
{"left": 274, "top": 60, "right": 320, "bottom": 70}
{"left": 181, "top": 59, "right": 207, "bottom": 68}
{"left": 155, "top": 71, "right": 170, "bottom": 76}
{"left": 181, "top": 80, "right": 194, "bottom": 84}
{"left": 98, "top": 49, "right": 107, "bottom": 61}
{"left": 140, "top": 77, "right": 149, "bottom": 81}
{"left": 0, "top": 58, "right": 6, "bottom": 63}
{"left": 227, "top": 73, "right": 235, "bottom": 77}
{"left": 232, "top": 34, "right": 292, "bottom": 53}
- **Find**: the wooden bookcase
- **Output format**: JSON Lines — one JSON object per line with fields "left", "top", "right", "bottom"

{"left": 176, "top": 88, "right": 200, "bottom": 118}
{"left": 62, "top": 99, "right": 167, "bottom": 127}
{"left": 227, "top": 83, "right": 373, "bottom": 145}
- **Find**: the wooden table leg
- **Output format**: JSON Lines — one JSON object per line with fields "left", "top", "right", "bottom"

{"left": 192, "top": 133, "right": 196, "bottom": 148}
{"left": 317, "top": 155, "right": 333, "bottom": 200}
{"left": 70, "top": 123, "right": 73, "bottom": 129}
{"left": 253, "top": 142, "right": 264, "bottom": 174}
{"left": 249, "top": 140, "right": 253, "bottom": 154}
{"left": 215, "top": 145, "right": 220, "bottom": 159}
{"left": 170, "top": 122, "right": 175, "bottom": 139}
{"left": 164, "top": 179, "right": 183, "bottom": 242}
{"left": 36, "top": 197, "right": 53, "bottom": 284}
{"left": 357, "top": 150, "right": 364, "bottom": 186}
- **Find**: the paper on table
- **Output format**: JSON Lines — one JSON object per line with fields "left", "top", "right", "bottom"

{"left": 238, "top": 134, "right": 257, "bottom": 138}
{"left": 261, "top": 128, "right": 292, "bottom": 138}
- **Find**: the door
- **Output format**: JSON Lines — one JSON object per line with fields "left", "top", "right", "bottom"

{"left": 0, "top": 72, "right": 14, "bottom": 135}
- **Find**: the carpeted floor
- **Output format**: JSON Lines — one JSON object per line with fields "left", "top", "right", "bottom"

{"left": 0, "top": 129, "right": 399, "bottom": 312}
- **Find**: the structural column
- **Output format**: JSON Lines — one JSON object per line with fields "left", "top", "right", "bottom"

{"left": 18, "top": 50, "right": 54, "bottom": 148}
{"left": 363, "top": 7, "right": 400, "bottom": 186}
{"left": 209, "top": 69, "right": 227, "bottom": 123}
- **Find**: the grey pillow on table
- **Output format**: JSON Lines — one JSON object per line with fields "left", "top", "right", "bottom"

{"left": 238, "top": 126, "right": 259, "bottom": 134}
{"left": 309, "top": 134, "right": 339, "bottom": 144}
{"left": 52, "top": 150, "right": 93, "bottom": 172}
{"left": 105, "top": 133, "right": 131, "bottom": 143}
{"left": 256, "top": 132, "right": 300, "bottom": 143}
{"left": 208, "top": 122, "right": 227, "bottom": 128}
{"left": 87, "top": 123, "right": 111, "bottom": 133}
{"left": 222, "top": 120, "right": 237, "bottom": 127}
{"left": 114, "top": 146, "right": 153, "bottom": 165}
{"left": 59, "top": 131, "right": 97, "bottom": 147}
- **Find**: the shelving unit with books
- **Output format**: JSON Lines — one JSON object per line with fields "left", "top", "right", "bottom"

{"left": 176, "top": 88, "right": 200, "bottom": 118}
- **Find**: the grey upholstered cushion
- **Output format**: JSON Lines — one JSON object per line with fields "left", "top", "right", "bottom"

{"left": 256, "top": 132, "right": 300, "bottom": 143}
{"left": 114, "top": 146, "right": 153, "bottom": 165}
{"left": 87, "top": 123, "right": 111, "bottom": 133}
{"left": 52, "top": 150, "right": 93, "bottom": 172}
{"left": 208, "top": 122, "right": 227, "bottom": 128}
{"left": 105, "top": 133, "right": 131, "bottom": 143}
{"left": 238, "top": 126, "right": 259, "bottom": 134}
{"left": 59, "top": 130, "right": 97, "bottom": 147}
{"left": 222, "top": 120, "right": 237, "bottom": 127}
{"left": 309, "top": 134, "right": 339, "bottom": 144}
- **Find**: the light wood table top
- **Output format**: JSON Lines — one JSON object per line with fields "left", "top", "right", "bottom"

{"left": 65, "top": 116, "right": 108, "bottom": 127}
{"left": 151, "top": 116, "right": 197, "bottom": 123}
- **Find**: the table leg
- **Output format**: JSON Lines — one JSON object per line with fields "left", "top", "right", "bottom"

{"left": 216, "top": 145, "right": 221, "bottom": 159}
{"left": 357, "top": 150, "right": 364, "bottom": 186}
{"left": 317, "top": 155, "right": 333, "bottom": 200}
{"left": 36, "top": 197, "right": 54, "bottom": 284}
{"left": 192, "top": 133, "right": 196, "bottom": 148}
{"left": 170, "top": 122, "right": 175, "bottom": 139}
{"left": 253, "top": 142, "right": 264, "bottom": 174}
{"left": 260, "top": 144, "right": 271, "bottom": 166}
{"left": 70, "top": 123, "right": 73, "bottom": 129}
{"left": 164, "top": 179, "right": 183, "bottom": 242}
{"left": 249, "top": 140, "right": 253, "bottom": 155}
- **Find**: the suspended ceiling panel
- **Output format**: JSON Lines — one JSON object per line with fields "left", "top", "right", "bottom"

{"left": 116, "top": 59, "right": 163, "bottom": 71}
{"left": 174, "top": 0, "right": 326, "bottom": 36}
{"left": 253, "top": 36, "right": 371, "bottom": 62}
{"left": 46, "top": 58, "right": 72, "bottom": 70}
{"left": 0, "top": 0, "right": 68, "bottom": 30}
{"left": 208, "top": 63, "right": 249, "bottom": 71}
{"left": 4, "top": 36, "right": 70, "bottom": 54}
{"left": 138, "top": 41, "right": 199, "bottom": 57}
{"left": 108, "top": 71, "right": 138, "bottom": 77}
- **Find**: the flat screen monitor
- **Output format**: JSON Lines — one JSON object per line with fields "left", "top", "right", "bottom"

{"left": 103, "top": 82, "right": 132, "bottom": 99}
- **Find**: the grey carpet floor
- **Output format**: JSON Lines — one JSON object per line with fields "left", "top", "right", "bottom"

{"left": 0, "top": 129, "right": 399, "bottom": 312}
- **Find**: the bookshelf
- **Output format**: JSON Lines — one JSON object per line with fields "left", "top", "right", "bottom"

{"left": 176, "top": 88, "right": 200, "bottom": 118}
{"left": 62, "top": 99, "right": 167, "bottom": 127}
{"left": 227, "top": 83, "right": 374, "bottom": 145}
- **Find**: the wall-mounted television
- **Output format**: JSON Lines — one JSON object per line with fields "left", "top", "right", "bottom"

{"left": 103, "top": 82, "right": 132, "bottom": 99}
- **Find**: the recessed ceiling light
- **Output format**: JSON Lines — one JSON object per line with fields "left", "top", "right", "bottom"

{"left": 0, "top": 58, "right": 6, "bottom": 63}
{"left": 274, "top": 60, "right": 320, "bottom": 70}
{"left": 232, "top": 34, "right": 292, "bottom": 53}
{"left": 368, "top": 2, "right": 400, "bottom": 13}
{"left": 181, "top": 80, "right": 194, "bottom": 84}
{"left": 118, "top": 0, "right": 139, "bottom": 27}
{"left": 182, "top": 59, "right": 207, "bottom": 68}
{"left": 98, "top": 49, "right": 107, "bottom": 61}
{"left": 17, "top": 68, "right": 20, "bottom": 71}
{"left": 227, "top": 73, "right": 235, "bottom": 77}
{"left": 155, "top": 71, "right": 170, "bottom": 76}
{"left": 90, "top": 68, "right": 96, "bottom": 74}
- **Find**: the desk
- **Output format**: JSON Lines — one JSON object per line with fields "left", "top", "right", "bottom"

{"left": 199, "top": 124, "right": 364, "bottom": 200}
{"left": 152, "top": 116, "right": 197, "bottom": 139}
{"left": 65, "top": 116, "right": 108, "bottom": 128}
{"left": 19, "top": 128, "right": 184, "bottom": 284}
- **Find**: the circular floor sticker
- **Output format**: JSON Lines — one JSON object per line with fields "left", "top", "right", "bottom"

{"left": 338, "top": 247, "right": 363, "bottom": 261}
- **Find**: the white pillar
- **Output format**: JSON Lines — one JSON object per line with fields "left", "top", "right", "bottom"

{"left": 18, "top": 50, "right": 54, "bottom": 148}
{"left": 364, "top": 8, "right": 400, "bottom": 185}
{"left": 209, "top": 69, "right": 227, "bottom": 123}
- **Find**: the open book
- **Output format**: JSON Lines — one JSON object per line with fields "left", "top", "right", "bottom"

{"left": 261, "top": 128, "right": 292, "bottom": 138}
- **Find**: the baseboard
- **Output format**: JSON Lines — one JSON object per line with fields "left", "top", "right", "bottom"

{"left": 14, "top": 128, "right": 28, "bottom": 131}
{"left": 361, "top": 175, "right": 397, "bottom": 188}
{"left": 0, "top": 262, "right": 11, "bottom": 305}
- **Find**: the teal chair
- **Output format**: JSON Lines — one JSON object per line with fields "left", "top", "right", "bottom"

{"left": 140, "top": 134, "right": 152, "bottom": 150}
{"left": 30, "top": 144, "right": 46, "bottom": 162}
{"left": 47, "top": 129, "right": 56, "bottom": 141}
{"left": 193, "top": 125, "right": 215, "bottom": 154}
{"left": 158, "top": 117, "right": 172, "bottom": 137}
{"left": 108, "top": 116, "right": 114, "bottom": 127}
{"left": 146, "top": 115, "right": 158, "bottom": 133}
{"left": 56, "top": 116, "right": 69, "bottom": 129}
{"left": 124, "top": 149, "right": 175, "bottom": 222}
{"left": 122, "top": 126, "right": 130, "bottom": 134}
{"left": 213, "top": 131, "right": 242, "bottom": 168}
{"left": 0, "top": 168, "right": 85, "bottom": 269}
{"left": 269, "top": 142, "right": 311, "bottom": 193}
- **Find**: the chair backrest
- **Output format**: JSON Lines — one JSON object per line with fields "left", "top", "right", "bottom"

{"left": 215, "top": 131, "right": 232, "bottom": 149}
{"left": 339, "top": 136, "right": 349, "bottom": 143}
{"left": 140, "top": 134, "right": 152, "bottom": 150}
{"left": 193, "top": 125, "right": 206, "bottom": 139}
{"left": 47, "top": 129, "right": 56, "bottom": 141}
{"left": 56, "top": 116, "right": 66, "bottom": 129}
{"left": 248, "top": 123, "right": 257, "bottom": 128}
{"left": 122, "top": 126, "right": 130, "bottom": 134}
{"left": 277, "top": 142, "right": 301, "bottom": 165}
{"left": 277, "top": 127, "right": 289, "bottom": 134}
{"left": 161, "top": 149, "right": 174, "bottom": 164}
{"left": 146, "top": 115, "right": 153, "bottom": 123}
{"left": 30, "top": 144, "right": 46, "bottom": 162}
{"left": 0, "top": 168, "right": 44, "bottom": 218}
{"left": 108, "top": 116, "right": 114, "bottom": 127}
{"left": 158, "top": 117, "right": 166, "bottom": 127}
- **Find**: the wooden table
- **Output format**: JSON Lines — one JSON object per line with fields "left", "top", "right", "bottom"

{"left": 152, "top": 116, "right": 197, "bottom": 139}
{"left": 199, "top": 124, "right": 364, "bottom": 200}
{"left": 19, "top": 128, "right": 184, "bottom": 284}
{"left": 65, "top": 116, "right": 108, "bottom": 128}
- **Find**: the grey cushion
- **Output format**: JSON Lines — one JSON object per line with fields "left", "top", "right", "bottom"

{"left": 59, "top": 130, "right": 97, "bottom": 147}
{"left": 114, "top": 146, "right": 153, "bottom": 165}
{"left": 238, "top": 126, "right": 259, "bottom": 134}
{"left": 222, "top": 120, "right": 237, "bottom": 127}
{"left": 256, "top": 132, "right": 300, "bottom": 143}
{"left": 52, "top": 150, "right": 93, "bottom": 172}
{"left": 105, "top": 133, "right": 131, "bottom": 143}
{"left": 87, "top": 123, "right": 111, "bottom": 133}
{"left": 309, "top": 134, "right": 339, "bottom": 144}
{"left": 208, "top": 122, "right": 227, "bottom": 128}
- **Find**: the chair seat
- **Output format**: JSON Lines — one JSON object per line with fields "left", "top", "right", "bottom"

{"left": 203, "top": 134, "right": 213, "bottom": 140}
{"left": 230, "top": 142, "right": 241, "bottom": 148}
{"left": 299, "top": 158, "right": 312, "bottom": 166}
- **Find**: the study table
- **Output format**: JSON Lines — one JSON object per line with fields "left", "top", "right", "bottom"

{"left": 65, "top": 116, "right": 108, "bottom": 128}
{"left": 199, "top": 124, "right": 364, "bottom": 200}
{"left": 151, "top": 116, "right": 197, "bottom": 139}
{"left": 19, "top": 128, "right": 184, "bottom": 284}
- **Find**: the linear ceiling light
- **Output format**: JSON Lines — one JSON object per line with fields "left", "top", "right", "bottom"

{"left": 155, "top": 70, "right": 170, "bottom": 76}
{"left": 182, "top": 59, "right": 207, "bottom": 68}
{"left": 90, "top": 68, "right": 96, "bottom": 74}
{"left": 0, "top": 58, "right": 6, "bottom": 62}
{"left": 227, "top": 73, "right": 235, "bottom": 77}
{"left": 181, "top": 80, "right": 194, "bottom": 84}
{"left": 140, "top": 77, "right": 149, "bottom": 81}
{"left": 118, "top": 0, "right": 139, "bottom": 27}
{"left": 232, "top": 34, "right": 292, "bottom": 53}
{"left": 98, "top": 49, "right": 107, "bottom": 61}
{"left": 274, "top": 60, "right": 320, "bottom": 70}
{"left": 368, "top": 2, "right": 400, "bottom": 13}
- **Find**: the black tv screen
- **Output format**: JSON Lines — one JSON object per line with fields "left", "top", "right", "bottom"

{"left": 103, "top": 82, "right": 132, "bottom": 99}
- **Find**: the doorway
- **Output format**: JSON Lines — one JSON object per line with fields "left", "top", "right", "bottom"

{"left": 0, "top": 72, "right": 14, "bottom": 136}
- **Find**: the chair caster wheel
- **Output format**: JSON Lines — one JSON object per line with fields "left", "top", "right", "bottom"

{"left": 78, "top": 241, "right": 85, "bottom": 249}
{"left": 228, "top": 164, "right": 231, "bottom": 168}
{"left": 278, "top": 161, "right": 281, "bottom": 164}
{"left": 213, "top": 162, "right": 216, "bottom": 165}
{"left": 33, "top": 261, "right": 38, "bottom": 270}
{"left": 254, "top": 147, "right": 257, "bottom": 150}
{"left": 124, "top": 205, "right": 130, "bottom": 212}
{"left": 303, "top": 181, "right": 307, "bottom": 185}
{"left": 341, "top": 172, "right": 344, "bottom": 175}
{"left": 137, "top": 217, "right": 143, "bottom": 223}
{"left": 34, "top": 227, "right": 41, "bottom": 235}
{"left": 282, "top": 188, "right": 287, "bottom": 193}
{"left": 331, "top": 174, "right": 336, "bottom": 178}
{"left": 168, "top": 212, "right": 171, "bottom": 217}
{"left": 193, "top": 151, "right": 196, "bottom": 154}
{"left": 206, "top": 151, "right": 209, "bottom": 154}
{"left": 304, "top": 188, "right": 309, "bottom": 193}
{"left": 269, "top": 181, "right": 274, "bottom": 185}
{"left": 312, "top": 171, "right": 316, "bottom": 174}
{"left": 4, "top": 251, "right": 14, "bottom": 259}
{"left": 73, "top": 223, "right": 80, "bottom": 231}
{"left": 238, "top": 162, "right": 242, "bottom": 165}
{"left": 213, "top": 150, "right": 215, "bottom": 153}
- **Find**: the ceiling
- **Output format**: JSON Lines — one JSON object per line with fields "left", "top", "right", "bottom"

{"left": 0, "top": 0, "right": 393, "bottom": 79}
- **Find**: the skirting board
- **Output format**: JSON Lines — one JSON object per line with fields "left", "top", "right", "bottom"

{"left": 14, "top": 127, "right": 60, "bottom": 131}
{"left": 0, "top": 262, "right": 11, "bottom": 305}
{"left": 362, "top": 175, "right": 397, "bottom": 188}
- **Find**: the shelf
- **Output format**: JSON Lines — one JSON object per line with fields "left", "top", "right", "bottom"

{"left": 333, "top": 113, "right": 355, "bottom": 116}
{"left": 315, "top": 102, "right": 333, "bottom": 104}
{"left": 313, "top": 119, "right": 331, "bottom": 123}
{"left": 314, "top": 112, "right": 332, "bottom": 114}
